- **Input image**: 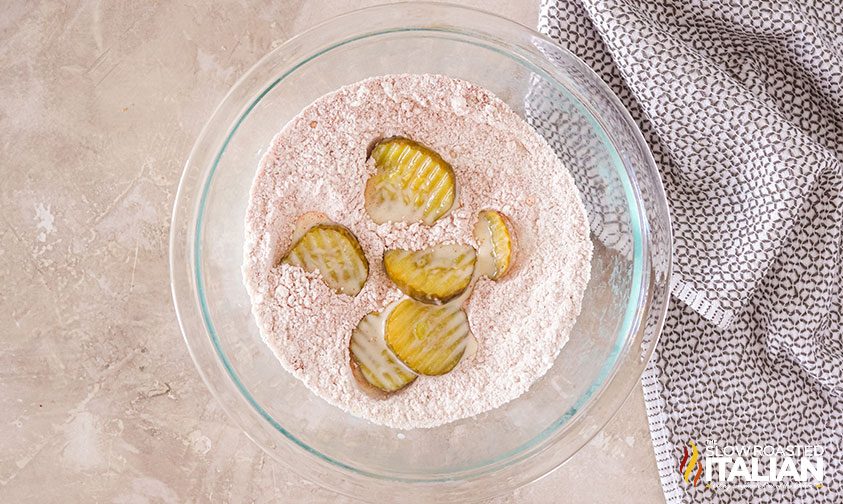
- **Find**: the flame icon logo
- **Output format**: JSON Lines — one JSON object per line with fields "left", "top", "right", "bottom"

{"left": 679, "top": 440, "right": 704, "bottom": 486}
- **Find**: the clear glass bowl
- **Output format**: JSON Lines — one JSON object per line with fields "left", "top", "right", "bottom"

{"left": 170, "top": 3, "right": 672, "bottom": 501}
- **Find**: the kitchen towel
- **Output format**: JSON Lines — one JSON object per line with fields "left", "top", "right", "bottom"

{"left": 538, "top": 1, "right": 842, "bottom": 502}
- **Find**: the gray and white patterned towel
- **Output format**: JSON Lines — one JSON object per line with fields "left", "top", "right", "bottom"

{"left": 539, "top": 1, "right": 842, "bottom": 502}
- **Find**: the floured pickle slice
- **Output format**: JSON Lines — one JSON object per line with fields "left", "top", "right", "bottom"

{"left": 365, "top": 137, "right": 456, "bottom": 225}
{"left": 385, "top": 299, "right": 472, "bottom": 376}
{"left": 473, "top": 209, "right": 515, "bottom": 280}
{"left": 383, "top": 243, "right": 476, "bottom": 304}
{"left": 281, "top": 224, "right": 368, "bottom": 296}
{"left": 350, "top": 310, "right": 417, "bottom": 393}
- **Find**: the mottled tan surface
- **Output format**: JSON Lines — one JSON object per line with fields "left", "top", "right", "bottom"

{"left": 0, "top": 1, "right": 663, "bottom": 502}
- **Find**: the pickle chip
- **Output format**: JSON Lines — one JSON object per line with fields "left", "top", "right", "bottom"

{"left": 281, "top": 224, "right": 368, "bottom": 296}
{"left": 385, "top": 299, "right": 472, "bottom": 376}
{"left": 383, "top": 243, "right": 476, "bottom": 304}
{"left": 350, "top": 310, "right": 417, "bottom": 394}
{"left": 365, "top": 137, "right": 456, "bottom": 225}
{"left": 473, "top": 209, "right": 515, "bottom": 280}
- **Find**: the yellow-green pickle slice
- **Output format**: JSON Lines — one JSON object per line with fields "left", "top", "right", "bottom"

{"left": 385, "top": 298, "right": 472, "bottom": 376}
{"left": 364, "top": 137, "right": 456, "bottom": 225}
{"left": 473, "top": 209, "right": 515, "bottom": 280}
{"left": 350, "top": 310, "right": 417, "bottom": 393}
{"left": 281, "top": 224, "right": 368, "bottom": 296}
{"left": 383, "top": 243, "right": 476, "bottom": 304}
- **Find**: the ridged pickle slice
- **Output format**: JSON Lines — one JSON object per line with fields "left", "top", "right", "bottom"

{"left": 350, "top": 310, "right": 417, "bottom": 393}
{"left": 473, "top": 209, "right": 515, "bottom": 280}
{"left": 364, "top": 137, "right": 456, "bottom": 225}
{"left": 383, "top": 243, "right": 476, "bottom": 304}
{"left": 385, "top": 299, "right": 472, "bottom": 376}
{"left": 281, "top": 224, "right": 368, "bottom": 296}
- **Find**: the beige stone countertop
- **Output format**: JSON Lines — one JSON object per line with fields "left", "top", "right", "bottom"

{"left": 1, "top": 1, "right": 664, "bottom": 502}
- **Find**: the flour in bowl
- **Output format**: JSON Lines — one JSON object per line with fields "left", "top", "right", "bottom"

{"left": 243, "top": 74, "right": 592, "bottom": 429}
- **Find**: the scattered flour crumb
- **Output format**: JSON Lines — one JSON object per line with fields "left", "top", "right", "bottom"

{"left": 187, "top": 430, "right": 212, "bottom": 456}
{"left": 34, "top": 202, "right": 55, "bottom": 242}
{"left": 243, "top": 74, "right": 592, "bottom": 429}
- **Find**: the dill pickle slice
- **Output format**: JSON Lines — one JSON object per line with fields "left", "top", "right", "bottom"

{"left": 385, "top": 299, "right": 472, "bottom": 376}
{"left": 350, "top": 310, "right": 417, "bottom": 394}
{"left": 364, "top": 137, "right": 456, "bottom": 225}
{"left": 473, "top": 209, "right": 515, "bottom": 280}
{"left": 281, "top": 223, "right": 368, "bottom": 296}
{"left": 383, "top": 243, "right": 476, "bottom": 304}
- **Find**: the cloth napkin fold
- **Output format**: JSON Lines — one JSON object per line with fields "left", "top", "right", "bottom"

{"left": 539, "top": 1, "right": 842, "bottom": 502}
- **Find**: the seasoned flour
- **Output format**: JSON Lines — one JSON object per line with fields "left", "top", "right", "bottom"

{"left": 243, "top": 74, "right": 592, "bottom": 429}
